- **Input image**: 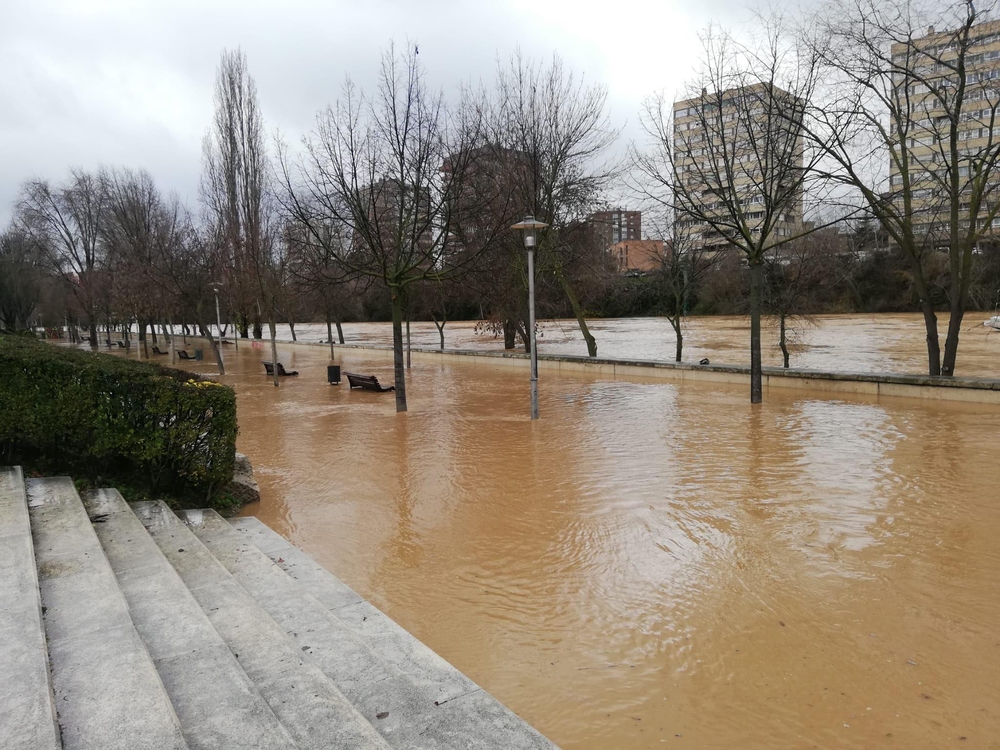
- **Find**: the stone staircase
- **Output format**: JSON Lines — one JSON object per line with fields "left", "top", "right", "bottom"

{"left": 0, "top": 467, "right": 557, "bottom": 750}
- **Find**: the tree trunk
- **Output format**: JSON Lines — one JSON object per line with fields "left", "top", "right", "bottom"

{"left": 749, "top": 259, "right": 764, "bottom": 404}
{"left": 326, "top": 313, "right": 335, "bottom": 360}
{"left": 942, "top": 306, "right": 964, "bottom": 377}
{"left": 151, "top": 326, "right": 158, "bottom": 346}
{"left": 406, "top": 316, "right": 411, "bottom": 370}
{"left": 556, "top": 271, "right": 597, "bottom": 357}
{"left": 431, "top": 307, "right": 447, "bottom": 350}
{"left": 433, "top": 317, "right": 445, "bottom": 350}
{"left": 670, "top": 317, "right": 683, "bottom": 362}
{"left": 139, "top": 321, "right": 149, "bottom": 359}
{"left": 391, "top": 289, "right": 407, "bottom": 413}
{"left": 88, "top": 317, "right": 98, "bottom": 350}
{"left": 919, "top": 299, "right": 941, "bottom": 376}
{"left": 289, "top": 321, "right": 297, "bottom": 342}
{"left": 518, "top": 320, "right": 531, "bottom": 353}
{"left": 335, "top": 320, "right": 345, "bottom": 344}
{"left": 168, "top": 319, "right": 176, "bottom": 365}
{"left": 198, "top": 320, "right": 225, "bottom": 375}
{"left": 269, "top": 318, "right": 279, "bottom": 387}
{"left": 503, "top": 320, "right": 516, "bottom": 350}
{"left": 779, "top": 313, "right": 790, "bottom": 369}
{"left": 905, "top": 250, "right": 941, "bottom": 376}
{"left": 253, "top": 317, "right": 262, "bottom": 339}
{"left": 941, "top": 241, "right": 973, "bottom": 376}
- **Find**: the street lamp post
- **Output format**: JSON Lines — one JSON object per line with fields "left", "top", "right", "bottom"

{"left": 510, "top": 216, "right": 548, "bottom": 420}
{"left": 210, "top": 283, "right": 224, "bottom": 367}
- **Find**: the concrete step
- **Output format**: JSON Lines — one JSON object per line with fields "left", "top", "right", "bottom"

{"left": 82, "top": 489, "right": 299, "bottom": 750}
{"left": 182, "top": 509, "right": 460, "bottom": 747}
{"left": 131, "top": 500, "right": 390, "bottom": 750}
{"left": 0, "top": 467, "right": 61, "bottom": 750}
{"left": 26, "top": 477, "right": 187, "bottom": 750}
{"left": 224, "top": 514, "right": 557, "bottom": 749}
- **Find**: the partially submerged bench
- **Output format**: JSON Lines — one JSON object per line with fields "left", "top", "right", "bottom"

{"left": 344, "top": 372, "right": 394, "bottom": 392}
{"left": 151, "top": 346, "right": 168, "bottom": 355}
{"left": 176, "top": 350, "right": 193, "bottom": 360}
{"left": 262, "top": 361, "right": 298, "bottom": 377}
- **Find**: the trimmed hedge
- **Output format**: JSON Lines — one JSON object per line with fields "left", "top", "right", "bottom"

{"left": 0, "top": 335, "right": 237, "bottom": 499}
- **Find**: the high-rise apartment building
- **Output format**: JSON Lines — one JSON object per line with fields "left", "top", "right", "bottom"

{"left": 889, "top": 19, "right": 1000, "bottom": 240}
{"left": 672, "top": 84, "right": 804, "bottom": 251}
{"left": 356, "top": 177, "right": 434, "bottom": 256}
{"left": 589, "top": 209, "right": 641, "bottom": 247}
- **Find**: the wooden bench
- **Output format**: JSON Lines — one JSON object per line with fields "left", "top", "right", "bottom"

{"left": 116, "top": 341, "right": 127, "bottom": 348}
{"left": 262, "top": 361, "right": 299, "bottom": 377}
{"left": 151, "top": 346, "right": 168, "bottom": 355}
{"left": 344, "top": 372, "right": 394, "bottom": 392}
{"left": 176, "top": 350, "right": 193, "bottom": 360}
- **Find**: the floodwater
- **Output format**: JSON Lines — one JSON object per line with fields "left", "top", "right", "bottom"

{"left": 135, "top": 336, "right": 1000, "bottom": 750}
{"left": 244, "top": 312, "right": 1000, "bottom": 378}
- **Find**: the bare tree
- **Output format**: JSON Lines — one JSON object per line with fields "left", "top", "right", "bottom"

{"left": 280, "top": 43, "right": 483, "bottom": 411}
{"left": 763, "top": 234, "right": 831, "bottom": 367}
{"left": 202, "top": 48, "right": 270, "bottom": 344}
{"left": 804, "top": 0, "right": 1000, "bottom": 375}
{"left": 0, "top": 227, "right": 44, "bottom": 329}
{"left": 481, "top": 53, "right": 619, "bottom": 357}
{"left": 101, "top": 167, "right": 170, "bottom": 359}
{"left": 648, "top": 218, "right": 720, "bottom": 362}
{"left": 283, "top": 218, "right": 359, "bottom": 360}
{"left": 16, "top": 170, "right": 107, "bottom": 348}
{"left": 147, "top": 203, "right": 228, "bottom": 373}
{"left": 637, "top": 20, "right": 825, "bottom": 402}
{"left": 253, "top": 221, "right": 289, "bottom": 387}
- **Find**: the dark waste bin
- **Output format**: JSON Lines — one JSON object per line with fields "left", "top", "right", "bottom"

{"left": 327, "top": 365, "right": 341, "bottom": 384}
{"left": 194, "top": 349, "right": 204, "bottom": 361}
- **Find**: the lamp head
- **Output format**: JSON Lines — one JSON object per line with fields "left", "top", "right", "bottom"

{"left": 510, "top": 215, "right": 548, "bottom": 250}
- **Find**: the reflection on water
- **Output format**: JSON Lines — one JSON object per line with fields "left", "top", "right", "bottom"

{"left": 248, "top": 312, "right": 1000, "bottom": 377}
{"left": 123, "top": 340, "right": 1000, "bottom": 748}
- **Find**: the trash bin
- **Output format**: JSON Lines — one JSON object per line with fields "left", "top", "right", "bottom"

{"left": 327, "top": 365, "right": 341, "bottom": 384}
{"left": 194, "top": 349, "right": 204, "bottom": 361}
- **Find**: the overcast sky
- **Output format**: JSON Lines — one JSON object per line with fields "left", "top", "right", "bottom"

{"left": 0, "top": 0, "right": 760, "bottom": 227}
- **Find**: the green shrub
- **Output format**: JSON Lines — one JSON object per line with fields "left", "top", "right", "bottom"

{"left": 0, "top": 335, "right": 237, "bottom": 502}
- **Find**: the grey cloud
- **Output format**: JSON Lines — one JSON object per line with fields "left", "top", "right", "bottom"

{"left": 0, "top": 0, "right": 752, "bottom": 225}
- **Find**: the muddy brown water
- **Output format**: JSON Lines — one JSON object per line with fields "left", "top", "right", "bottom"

{"left": 106, "top": 320, "right": 1000, "bottom": 749}
{"left": 242, "top": 312, "right": 1000, "bottom": 378}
